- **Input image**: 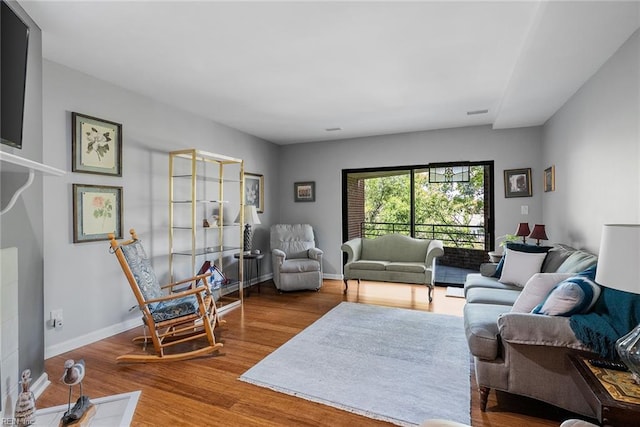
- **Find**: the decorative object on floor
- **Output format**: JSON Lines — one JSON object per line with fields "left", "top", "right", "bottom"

{"left": 71, "top": 112, "right": 122, "bottom": 176}
{"left": 294, "top": 181, "right": 315, "bottom": 202}
{"left": 544, "top": 165, "right": 555, "bottom": 192}
{"left": 515, "top": 222, "right": 530, "bottom": 243}
{"left": 244, "top": 172, "right": 264, "bottom": 213}
{"left": 234, "top": 205, "right": 261, "bottom": 253}
{"left": 72, "top": 184, "right": 123, "bottom": 243}
{"left": 36, "top": 391, "right": 141, "bottom": 427}
{"left": 240, "top": 302, "right": 470, "bottom": 426}
{"left": 529, "top": 224, "right": 549, "bottom": 245}
{"left": 445, "top": 286, "right": 465, "bottom": 298}
{"left": 595, "top": 224, "right": 640, "bottom": 383}
{"left": 504, "top": 168, "right": 532, "bottom": 198}
{"left": 60, "top": 359, "right": 95, "bottom": 426}
{"left": 108, "top": 229, "right": 224, "bottom": 363}
{"left": 14, "top": 369, "right": 36, "bottom": 427}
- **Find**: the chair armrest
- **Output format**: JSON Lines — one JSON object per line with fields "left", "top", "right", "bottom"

{"left": 160, "top": 272, "right": 211, "bottom": 291}
{"left": 340, "top": 238, "right": 362, "bottom": 263}
{"left": 308, "top": 247, "right": 323, "bottom": 260}
{"left": 145, "top": 284, "right": 210, "bottom": 305}
{"left": 498, "top": 312, "right": 588, "bottom": 349}
{"left": 272, "top": 249, "right": 286, "bottom": 265}
{"left": 425, "top": 239, "right": 445, "bottom": 266}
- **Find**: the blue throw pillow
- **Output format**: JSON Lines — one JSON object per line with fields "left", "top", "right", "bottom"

{"left": 577, "top": 264, "right": 597, "bottom": 281}
{"left": 493, "top": 242, "right": 552, "bottom": 278}
{"left": 532, "top": 276, "right": 601, "bottom": 316}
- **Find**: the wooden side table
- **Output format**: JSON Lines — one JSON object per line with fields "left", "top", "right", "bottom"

{"left": 234, "top": 252, "right": 264, "bottom": 296}
{"left": 568, "top": 352, "right": 640, "bottom": 426}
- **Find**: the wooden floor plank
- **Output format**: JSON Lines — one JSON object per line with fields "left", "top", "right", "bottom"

{"left": 37, "top": 280, "right": 582, "bottom": 426}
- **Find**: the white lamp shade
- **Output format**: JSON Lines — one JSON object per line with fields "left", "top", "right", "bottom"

{"left": 595, "top": 224, "right": 640, "bottom": 294}
{"left": 234, "top": 205, "right": 261, "bottom": 225}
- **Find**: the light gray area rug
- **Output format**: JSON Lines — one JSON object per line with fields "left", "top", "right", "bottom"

{"left": 239, "top": 302, "right": 470, "bottom": 426}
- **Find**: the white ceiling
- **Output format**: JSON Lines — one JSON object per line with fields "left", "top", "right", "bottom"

{"left": 19, "top": 1, "right": 640, "bottom": 145}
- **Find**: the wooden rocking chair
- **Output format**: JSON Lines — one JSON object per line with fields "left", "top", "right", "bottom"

{"left": 109, "top": 229, "right": 223, "bottom": 363}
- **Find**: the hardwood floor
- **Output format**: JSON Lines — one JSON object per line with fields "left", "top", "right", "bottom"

{"left": 37, "top": 280, "right": 580, "bottom": 426}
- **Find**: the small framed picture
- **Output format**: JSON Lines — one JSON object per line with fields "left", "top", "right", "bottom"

{"left": 245, "top": 172, "right": 264, "bottom": 213}
{"left": 544, "top": 166, "right": 555, "bottom": 192}
{"left": 504, "top": 168, "right": 532, "bottom": 198}
{"left": 294, "top": 181, "right": 315, "bottom": 202}
{"left": 73, "top": 184, "right": 123, "bottom": 243}
{"left": 72, "top": 112, "right": 122, "bottom": 176}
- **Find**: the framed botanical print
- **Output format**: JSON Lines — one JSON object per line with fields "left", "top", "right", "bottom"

{"left": 294, "top": 181, "right": 316, "bottom": 202}
{"left": 245, "top": 173, "right": 264, "bottom": 213}
{"left": 504, "top": 168, "right": 532, "bottom": 198}
{"left": 73, "top": 184, "right": 123, "bottom": 243}
{"left": 72, "top": 112, "right": 122, "bottom": 176}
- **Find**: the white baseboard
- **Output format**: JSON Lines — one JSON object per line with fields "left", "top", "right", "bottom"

{"left": 323, "top": 273, "right": 343, "bottom": 280}
{"left": 45, "top": 317, "right": 140, "bottom": 360}
{"left": 32, "top": 372, "right": 51, "bottom": 400}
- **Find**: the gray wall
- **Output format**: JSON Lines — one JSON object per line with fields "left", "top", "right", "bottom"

{"left": 277, "top": 125, "right": 544, "bottom": 277}
{"left": 42, "top": 60, "right": 280, "bottom": 354}
{"left": 542, "top": 29, "right": 640, "bottom": 254}
{"left": 0, "top": 0, "right": 45, "bottom": 385}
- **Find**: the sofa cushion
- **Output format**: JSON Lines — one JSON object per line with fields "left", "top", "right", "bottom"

{"left": 361, "top": 234, "right": 428, "bottom": 263}
{"left": 385, "top": 262, "right": 426, "bottom": 273}
{"left": 464, "top": 303, "right": 512, "bottom": 360}
{"left": 499, "top": 249, "right": 547, "bottom": 287}
{"left": 464, "top": 273, "right": 521, "bottom": 295}
{"left": 511, "top": 272, "right": 573, "bottom": 313}
{"left": 556, "top": 250, "right": 598, "bottom": 274}
{"left": 349, "top": 260, "right": 389, "bottom": 271}
{"left": 542, "top": 244, "right": 576, "bottom": 272}
{"left": 532, "top": 276, "right": 601, "bottom": 316}
{"left": 465, "top": 288, "right": 521, "bottom": 306}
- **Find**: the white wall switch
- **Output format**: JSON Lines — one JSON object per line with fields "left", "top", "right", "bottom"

{"left": 521, "top": 205, "right": 528, "bottom": 215}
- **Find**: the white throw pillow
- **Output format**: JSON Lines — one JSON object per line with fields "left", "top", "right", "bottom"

{"left": 498, "top": 249, "right": 547, "bottom": 287}
{"left": 532, "top": 276, "right": 601, "bottom": 316}
{"left": 511, "top": 272, "right": 573, "bottom": 313}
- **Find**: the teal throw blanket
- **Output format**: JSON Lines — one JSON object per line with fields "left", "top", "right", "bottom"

{"left": 569, "top": 287, "right": 640, "bottom": 359}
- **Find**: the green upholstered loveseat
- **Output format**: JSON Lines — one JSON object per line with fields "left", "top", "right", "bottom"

{"left": 341, "top": 234, "right": 444, "bottom": 302}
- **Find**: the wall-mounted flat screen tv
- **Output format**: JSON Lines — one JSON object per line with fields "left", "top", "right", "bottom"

{"left": 1, "top": 0, "right": 30, "bottom": 149}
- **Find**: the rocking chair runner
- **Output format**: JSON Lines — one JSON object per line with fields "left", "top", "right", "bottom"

{"left": 109, "top": 229, "right": 224, "bottom": 363}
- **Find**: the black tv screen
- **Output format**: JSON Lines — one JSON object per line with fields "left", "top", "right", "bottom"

{"left": 1, "top": 0, "right": 30, "bottom": 149}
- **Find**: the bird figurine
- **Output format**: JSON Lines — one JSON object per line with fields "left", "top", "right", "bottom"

{"left": 61, "top": 359, "right": 85, "bottom": 411}
{"left": 14, "top": 369, "right": 36, "bottom": 427}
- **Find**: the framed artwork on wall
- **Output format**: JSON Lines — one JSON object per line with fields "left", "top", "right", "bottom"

{"left": 245, "top": 172, "right": 264, "bottom": 213}
{"left": 544, "top": 166, "right": 555, "bottom": 192}
{"left": 73, "top": 184, "right": 123, "bottom": 243}
{"left": 294, "top": 181, "right": 316, "bottom": 202}
{"left": 504, "top": 168, "right": 532, "bottom": 198}
{"left": 72, "top": 112, "right": 122, "bottom": 176}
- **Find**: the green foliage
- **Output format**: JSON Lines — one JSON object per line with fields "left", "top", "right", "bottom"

{"left": 363, "top": 166, "right": 485, "bottom": 248}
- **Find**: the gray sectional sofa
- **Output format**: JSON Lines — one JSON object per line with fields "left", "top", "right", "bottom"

{"left": 463, "top": 243, "right": 599, "bottom": 417}
{"left": 341, "top": 234, "right": 444, "bottom": 301}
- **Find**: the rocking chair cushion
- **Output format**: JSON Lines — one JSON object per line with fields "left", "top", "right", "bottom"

{"left": 150, "top": 295, "right": 199, "bottom": 322}
{"left": 120, "top": 241, "right": 163, "bottom": 308}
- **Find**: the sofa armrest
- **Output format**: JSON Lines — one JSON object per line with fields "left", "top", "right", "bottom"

{"left": 425, "top": 239, "right": 445, "bottom": 267}
{"left": 498, "top": 312, "right": 589, "bottom": 350}
{"left": 340, "top": 238, "right": 362, "bottom": 263}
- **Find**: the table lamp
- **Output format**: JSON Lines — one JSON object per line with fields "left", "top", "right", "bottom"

{"left": 595, "top": 224, "right": 640, "bottom": 383}
{"left": 529, "top": 224, "right": 548, "bottom": 246}
{"left": 235, "top": 205, "right": 261, "bottom": 253}
{"left": 515, "top": 222, "right": 530, "bottom": 243}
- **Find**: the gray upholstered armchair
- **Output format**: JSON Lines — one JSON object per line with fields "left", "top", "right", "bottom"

{"left": 270, "top": 224, "right": 323, "bottom": 292}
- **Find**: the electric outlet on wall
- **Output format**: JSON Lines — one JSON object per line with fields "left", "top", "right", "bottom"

{"left": 50, "top": 309, "right": 63, "bottom": 328}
